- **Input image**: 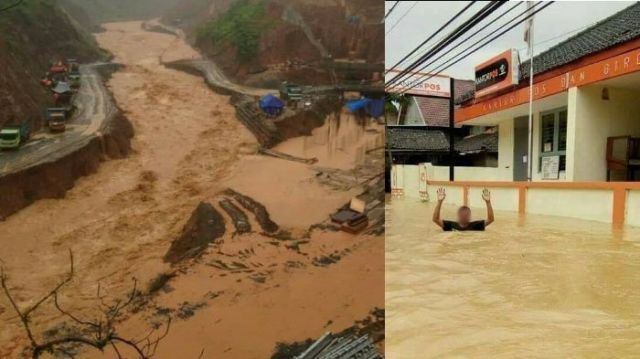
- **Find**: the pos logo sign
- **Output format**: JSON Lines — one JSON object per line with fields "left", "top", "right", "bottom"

{"left": 385, "top": 69, "right": 451, "bottom": 98}
{"left": 474, "top": 49, "right": 519, "bottom": 97}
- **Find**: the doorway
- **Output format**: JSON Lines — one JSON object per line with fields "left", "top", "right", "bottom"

{"left": 513, "top": 116, "right": 529, "bottom": 181}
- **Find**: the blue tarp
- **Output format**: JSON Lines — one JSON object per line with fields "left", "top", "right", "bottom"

{"left": 346, "top": 98, "right": 370, "bottom": 113}
{"left": 259, "top": 94, "right": 284, "bottom": 116}
{"left": 346, "top": 98, "right": 384, "bottom": 118}
{"left": 366, "top": 98, "right": 384, "bottom": 118}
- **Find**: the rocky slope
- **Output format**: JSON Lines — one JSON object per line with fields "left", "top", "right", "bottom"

{"left": 0, "top": 0, "right": 105, "bottom": 129}
{"left": 163, "top": 0, "right": 383, "bottom": 84}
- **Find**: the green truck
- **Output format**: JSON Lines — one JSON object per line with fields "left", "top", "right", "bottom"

{"left": 67, "top": 59, "right": 81, "bottom": 89}
{"left": 69, "top": 73, "right": 81, "bottom": 89}
{"left": 0, "top": 121, "right": 31, "bottom": 150}
{"left": 279, "top": 82, "right": 303, "bottom": 103}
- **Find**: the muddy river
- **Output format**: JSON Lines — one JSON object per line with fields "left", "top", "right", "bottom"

{"left": 386, "top": 196, "right": 640, "bottom": 358}
{"left": 0, "top": 21, "right": 384, "bottom": 358}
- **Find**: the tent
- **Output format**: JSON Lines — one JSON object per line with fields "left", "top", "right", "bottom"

{"left": 259, "top": 94, "right": 284, "bottom": 116}
{"left": 346, "top": 97, "right": 384, "bottom": 118}
{"left": 366, "top": 98, "right": 384, "bottom": 118}
{"left": 346, "top": 98, "right": 370, "bottom": 113}
{"left": 52, "top": 81, "right": 72, "bottom": 94}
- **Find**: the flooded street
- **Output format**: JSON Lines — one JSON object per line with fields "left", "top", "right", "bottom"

{"left": 0, "top": 21, "right": 384, "bottom": 358}
{"left": 386, "top": 196, "right": 640, "bottom": 358}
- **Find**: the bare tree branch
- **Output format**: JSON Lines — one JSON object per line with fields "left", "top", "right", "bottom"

{"left": 0, "top": 250, "right": 171, "bottom": 359}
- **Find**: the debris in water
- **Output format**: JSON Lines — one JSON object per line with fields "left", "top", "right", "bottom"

{"left": 176, "top": 301, "right": 208, "bottom": 320}
{"left": 164, "top": 202, "right": 226, "bottom": 264}
{"left": 224, "top": 188, "right": 279, "bottom": 233}
{"left": 147, "top": 271, "right": 176, "bottom": 295}
{"left": 272, "top": 332, "right": 382, "bottom": 359}
{"left": 219, "top": 199, "right": 252, "bottom": 234}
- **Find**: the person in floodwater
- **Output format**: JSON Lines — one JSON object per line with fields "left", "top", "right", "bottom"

{"left": 432, "top": 188, "right": 494, "bottom": 231}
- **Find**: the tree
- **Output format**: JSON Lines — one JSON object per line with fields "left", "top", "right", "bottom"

{"left": 0, "top": 250, "right": 171, "bottom": 359}
{"left": 385, "top": 92, "right": 409, "bottom": 124}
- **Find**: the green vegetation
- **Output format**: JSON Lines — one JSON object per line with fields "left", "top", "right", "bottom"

{"left": 385, "top": 92, "right": 409, "bottom": 116}
{"left": 0, "top": 0, "right": 55, "bottom": 25}
{"left": 0, "top": 0, "right": 57, "bottom": 49}
{"left": 197, "top": 0, "right": 272, "bottom": 63}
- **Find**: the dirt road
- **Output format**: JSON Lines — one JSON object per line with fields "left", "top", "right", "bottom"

{"left": 144, "top": 18, "right": 271, "bottom": 97}
{"left": 0, "top": 21, "right": 383, "bottom": 358}
{"left": 0, "top": 64, "right": 117, "bottom": 175}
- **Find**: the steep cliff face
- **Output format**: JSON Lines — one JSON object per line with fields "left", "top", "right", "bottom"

{"left": 164, "top": 0, "right": 383, "bottom": 84}
{"left": 0, "top": 0, "right": 105, "bottom": 128}
{"left": 60, "top": 0, "right": 181, "bottom": 24}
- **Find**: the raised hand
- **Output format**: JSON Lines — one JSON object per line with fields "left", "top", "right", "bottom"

{"left": 482, "top": 188, "right": 491, "bottom": 202}
{"left": 437, "top": 188, "right": 446, "bottom": 202}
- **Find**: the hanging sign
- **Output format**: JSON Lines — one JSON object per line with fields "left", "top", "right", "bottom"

{"left": 474, "top": 49, "right": 520, "bottom": 97}
{"left": 385, "top": 69, "right": 451, "bottom": 98}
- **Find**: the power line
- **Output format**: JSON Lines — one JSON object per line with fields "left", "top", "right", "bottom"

{"left": 397, "top": 1, "right": 555, "bottom": 96}
{"left": 387, "top": 1, "right": 505, "bottom": 88}
{"left": 384, "top": 1, "right": 400, "bottom": 20}
{"left": 394, "top": 1, "right": 529, "bottom": 92}
{"left": 385, "top": 1, "right": 476, "bottom": 76}
{"left": 399, "top": 1, "right": 517, "bottom": 75}
{"left": 387, "top": 1, "right": 506, "bottom": 89}
{"left": 385, "top": 1, "right": 419, "bottom": 36}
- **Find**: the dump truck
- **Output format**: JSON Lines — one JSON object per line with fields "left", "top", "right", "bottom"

{"left": 279, "top": 82, "right": 303, "bottom": 103}
{"left": 49, "top": 60, "right": 68, "bottom": 75}
{"left": 66, "top": 59, "right": 79, "bottom": 73}
{"left": 67, "top": 59, "right": 81, "bottom": 88}
{"left": 68, "top": 73, "right": 81, "bottom": 89}
{"left": 0, "top": 121, "right": 31, "bottom": 150}
{"left": 46, "top": 108, "right": 67, "bottom": 132}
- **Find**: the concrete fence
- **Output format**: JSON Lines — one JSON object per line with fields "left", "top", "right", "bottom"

{"left": 391, "top": 163, "right": 640, "bottom": 227}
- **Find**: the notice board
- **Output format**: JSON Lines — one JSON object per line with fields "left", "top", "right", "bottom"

{"left": 541, "top": 156, "right": 560, "bottom": 180}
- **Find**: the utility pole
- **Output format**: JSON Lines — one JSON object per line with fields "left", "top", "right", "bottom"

{"left": 449, "top": 77, "right": 455, "bottom": 181}
{"left": 526, "top": 1, "right": 535, "bottom": 182}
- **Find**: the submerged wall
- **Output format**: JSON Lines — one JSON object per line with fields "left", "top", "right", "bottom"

{"left": 391, "top": 163, "right": 640, "bottom": 227}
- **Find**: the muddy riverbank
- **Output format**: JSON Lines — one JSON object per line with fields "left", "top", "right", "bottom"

{"left": 0, "top": 65, "right": 133, "bottom": 219}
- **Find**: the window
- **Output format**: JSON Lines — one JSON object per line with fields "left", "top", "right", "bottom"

{"left": 539, "top": 108, "right": 568, "bottom": 171}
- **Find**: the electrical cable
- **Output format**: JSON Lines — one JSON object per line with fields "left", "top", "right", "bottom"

{"left": 385, "top": 1, "right": 476, "bottom": 76}
{"left": 385, "top": 1, "right": 419, "bottom": 36}
{"left": 387, "top": 1, "right": 506, "bottom": 88}
{"left": 397, "top": 1, "right": 555, "bottom": 96}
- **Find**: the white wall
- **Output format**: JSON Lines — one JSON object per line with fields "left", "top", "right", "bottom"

{"left": 497, "top": 119, "right": 514, "bottom": 175}
{"left": 527, "top": 188, "right": 613, "bottom": 222}
{"left": 426, "top": 183, "right": 464, "bottom": 206}
{"left": 426, "top": 163, "right": 511, "bottom": 182}
{"left": 468, "top": 187, "right": 519, "bottom": 212}
{"left": 398, "top": 163, "right": 640, "bottom": 226}
{"left": 404, "top": 98, "right": 425, "bottom": 125}
{"left": 570, "top": 85, "right": 640, "bottom": 181}
{"left": 402, "top": 165, "right": 421, "bottom": 199}
{"left": 627, "top": 190, "right": 640, "bottom": 227}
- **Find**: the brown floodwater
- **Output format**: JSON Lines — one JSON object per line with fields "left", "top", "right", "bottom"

{"left": 386, "top": 196, "right": 640, "bottom": 358}
{"left": 0, "top": 21, "right": 384, "bottom": 358}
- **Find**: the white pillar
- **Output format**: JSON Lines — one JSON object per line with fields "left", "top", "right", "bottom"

{"left": 565, "top": 87, "right": 579, "bottom": 181}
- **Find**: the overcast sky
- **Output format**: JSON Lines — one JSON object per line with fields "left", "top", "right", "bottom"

{"left": 385, "top": 1, "right": 634, "bottom": 80}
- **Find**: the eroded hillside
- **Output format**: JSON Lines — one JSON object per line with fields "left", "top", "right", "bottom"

{"left": 163, "top": 0, "right": 384, "bottom": 85}
{"left": 0, "top": 0, "right": 104, "bottom": 128}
